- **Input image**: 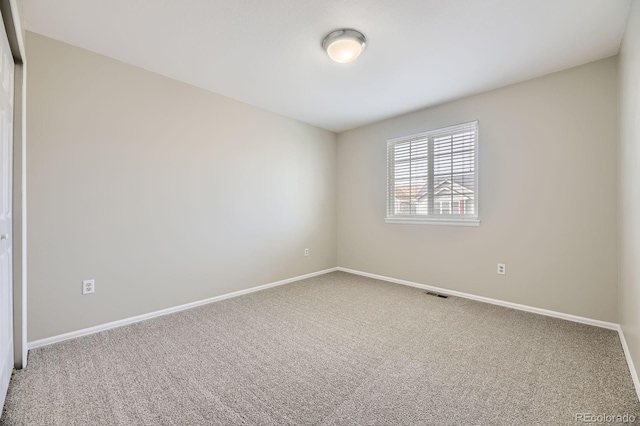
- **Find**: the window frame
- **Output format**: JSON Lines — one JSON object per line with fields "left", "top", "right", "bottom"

{"left": 385, "top": 121, "right": 480, "bottom": 226}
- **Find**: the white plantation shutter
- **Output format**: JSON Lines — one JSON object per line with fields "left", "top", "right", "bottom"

{"left": 386, "top": 121, "right": 479, "bottom": 225}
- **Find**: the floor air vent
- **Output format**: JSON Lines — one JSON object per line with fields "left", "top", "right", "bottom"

{"left": 425, "top": 291, "right": 449, "bottom": 299}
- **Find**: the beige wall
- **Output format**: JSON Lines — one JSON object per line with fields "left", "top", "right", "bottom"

{"left": 26, "top": 32, "right": 337, "bottom": 341}
{"left": 337, "top": 57, "right": 619, "bottom": 322}
{"left": 619, "top": 0, "right": 640, "bottom": 377}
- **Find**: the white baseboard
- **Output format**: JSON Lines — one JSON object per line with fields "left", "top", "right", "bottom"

{"left": 617, "top": 326, "right": 640, "bottom": 402}
{"left": 28, "top": 268, "right": 338, "bottom": 350}
{"left": 336, "top": 267, "right": 618, "bottom": 330}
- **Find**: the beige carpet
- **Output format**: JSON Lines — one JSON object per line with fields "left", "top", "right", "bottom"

{"left": 1, "top": 271, "right": 638, "bottom": 425}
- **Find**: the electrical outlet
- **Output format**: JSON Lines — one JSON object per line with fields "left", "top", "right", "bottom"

{"left": 82, "top": 279, "right": 95, "bottom": 295}
{"left": 304, "top": 248, "right": 309, "bottom": 257}
{"left": 497, "top": 264, "right": 506, "bottom": 275}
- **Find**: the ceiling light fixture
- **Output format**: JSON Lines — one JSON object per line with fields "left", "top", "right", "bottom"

{"left": 322, "top": 29, "right": 367, "bottom": 64}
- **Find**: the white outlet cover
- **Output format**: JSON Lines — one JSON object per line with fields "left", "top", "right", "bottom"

{"left": 497, "top": 264, "right": 506, "bottom": 275}
{"left": 82, "top": 279, "right": 95, "bottom": 295}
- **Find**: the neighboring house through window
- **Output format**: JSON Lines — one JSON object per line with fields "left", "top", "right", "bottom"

{"left": 386, "top": 121, "right": 480, "bottom": 226}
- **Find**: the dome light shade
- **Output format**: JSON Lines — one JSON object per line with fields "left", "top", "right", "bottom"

{"left": 322, "top": 29, "right": 367, "bottom": 64}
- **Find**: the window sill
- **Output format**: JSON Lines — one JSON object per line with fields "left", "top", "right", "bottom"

{"left": 384, "top": 217, "right": 480, "bottom": 227}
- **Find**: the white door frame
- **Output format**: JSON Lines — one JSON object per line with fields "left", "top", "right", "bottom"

{"left": 0, "top": 0, "right": 27, "bottom": 371}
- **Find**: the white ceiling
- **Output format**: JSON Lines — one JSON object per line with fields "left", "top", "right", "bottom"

{"left": 22, "top": 0, "right": 631, "bottom": 133}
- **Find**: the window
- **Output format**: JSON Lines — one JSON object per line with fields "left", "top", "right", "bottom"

{"left": 386, "top": 121, "right": 479, "bottom": 226}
